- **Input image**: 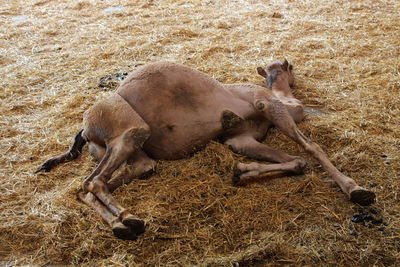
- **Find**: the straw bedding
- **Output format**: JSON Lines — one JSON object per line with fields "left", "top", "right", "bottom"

{"left": 0, "top": 0, "right": 399, "bottom": 265}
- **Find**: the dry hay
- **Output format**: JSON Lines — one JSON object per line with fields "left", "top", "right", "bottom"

{"left": 0, "top": 0, "right": 399, "bottom": 265}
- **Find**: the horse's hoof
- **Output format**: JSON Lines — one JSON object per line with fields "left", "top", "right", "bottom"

{"left": 112, "top": 222, "right": 138, "bottom": 240}
{"left": 139, "top": 168, "right": 154, "bottom": 180}
{"left": 350, "top": 189, "right": 376, "bottom": 206}
{"left": 121, "top": 215, "right": 146, "bottom": 235}
{"left": 232, "top": 168, "right": 243, "bottom": 184}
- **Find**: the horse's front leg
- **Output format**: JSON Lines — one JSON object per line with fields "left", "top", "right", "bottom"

{"left": 224, "top": 134, "right": 306, "bottom": 184}
{"left": 253, "top": 95, "right": 375, "bottom": 206}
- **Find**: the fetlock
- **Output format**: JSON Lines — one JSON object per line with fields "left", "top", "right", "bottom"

{"left": 293, "top": 157, "right": 307, "bottom": 174}
{"left": 118, "top": 209, "right": 132, "bottom": 221}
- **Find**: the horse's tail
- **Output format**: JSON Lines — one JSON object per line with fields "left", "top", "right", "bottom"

{"left": 35, "top": 129, "right": 87, "bottom": 173}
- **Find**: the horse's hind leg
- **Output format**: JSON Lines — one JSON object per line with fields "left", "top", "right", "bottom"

{"left": 78, "top": 190, "right": 140, "bottom": 240}
{"left": 88, "top": 143, "right": 106, "bottom": 162}
{"left": 80, "top": 94, "right": 151, "bottom": 239}
{"left": 83, "top": 127, "right": 150, "bottom": 238}
{"left": 107, "top": 150, "right": 156, "bottom": 192}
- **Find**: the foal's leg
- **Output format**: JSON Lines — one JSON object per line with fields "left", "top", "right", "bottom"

{"left": 78, "top": 140, "right": 153, "bottom": 240}
{"left": 88, "top": 142, "right": 106, "bottom": 162}
{"left": 83, "top": 128, "right": 149, "bottom": 238}
{"left": 254, "top": 96, "right": 375, "bottom": 205}
{"left": 107, "top": 150, "right": 156, "bottom": 192}
{"left": 79, "top": 94, "right": 153, "bottom": 239}
{"left": 225, "top": 135, "right": 306, "bottom": 183}
{"left": 77, "top": 190, "right": 139, "bottom": 240}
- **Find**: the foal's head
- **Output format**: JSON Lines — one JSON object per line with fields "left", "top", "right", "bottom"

{"left": 256, "top": 59, "right": 294, "bottom": 89}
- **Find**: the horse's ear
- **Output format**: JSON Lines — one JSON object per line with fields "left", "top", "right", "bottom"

{"left": 257, "top": 67, "right": 267, "bottom": 78}
{"left": 282, "top": 59, "right": 289, "bottom": 71}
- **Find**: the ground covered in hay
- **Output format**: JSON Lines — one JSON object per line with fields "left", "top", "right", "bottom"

{"left": 1, "top": 0, "right": 399, "bottom": 266}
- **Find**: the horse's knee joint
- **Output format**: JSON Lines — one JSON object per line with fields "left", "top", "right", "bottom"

{"left": 84, "top": 176, "right": 107, "bottom": 194}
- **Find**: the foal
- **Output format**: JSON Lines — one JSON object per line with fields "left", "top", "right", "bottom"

{"left": 37, "top": 60, "right": 375, "bottom": 239}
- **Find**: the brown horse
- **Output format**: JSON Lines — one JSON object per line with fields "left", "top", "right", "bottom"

{"left": 37, "top": 60, "right": 375, "bottom": 240}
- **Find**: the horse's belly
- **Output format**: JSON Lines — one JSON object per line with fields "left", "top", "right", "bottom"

{"left": 143, "top": 121, "right": 221, "bottom": 159}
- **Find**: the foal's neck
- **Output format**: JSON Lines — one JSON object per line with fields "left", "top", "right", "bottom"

{"left": 270, "top": 76, "right": 294, "bottom": 99}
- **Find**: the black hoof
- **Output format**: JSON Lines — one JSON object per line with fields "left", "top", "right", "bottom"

{"left": 139, "top": 168, "right": 154, "bottom": 180}
{"left": 122, "top": 215, "right": 146, "bottom": 235}
{"left": 350, "top": 189, "right": 376, "bottom": 206}
{"left": 232, "top": 169, "right": 243, "bottom": 184}
{"left": 112, "top": 222, "right": 138, "bottom": 240}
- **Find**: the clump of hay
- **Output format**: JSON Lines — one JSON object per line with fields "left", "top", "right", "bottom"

{"left": 0, "top": 0, "right": 399, "bottom": 265}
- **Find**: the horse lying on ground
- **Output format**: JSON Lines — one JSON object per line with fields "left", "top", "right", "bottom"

{"left": 36, "top": 60, "right": 375, "bottom": 240}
